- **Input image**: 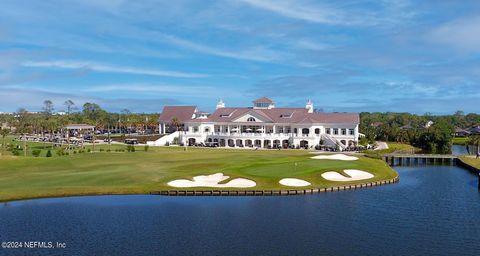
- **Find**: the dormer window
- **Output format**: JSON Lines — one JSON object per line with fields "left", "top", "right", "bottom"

{"left": 220, "top": 111, "right": 233, "bottom": 117}
{"left": 280, "top": 113, "right": 292, "bottom": 118}
{"left": 247, "top": 117, "right": 256, "bottom": 122}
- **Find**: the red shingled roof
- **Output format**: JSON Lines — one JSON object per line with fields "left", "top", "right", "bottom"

{"left": 187, "top": 107, "right": 359, "bottom": 124}
{"left": 159, "top": 106, "right": 197, "bottom": 123}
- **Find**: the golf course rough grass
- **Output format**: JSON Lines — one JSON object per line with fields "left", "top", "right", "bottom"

{"left": 0, "top": 145, "right": 397, "bottom": 202}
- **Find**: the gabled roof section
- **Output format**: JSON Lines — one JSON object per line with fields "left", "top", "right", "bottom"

{"left": 308, "top": 112, "right": 360, "bottom": 124}
{"left": 159, "top": 106, "right": 197, "bottom": 123}
{"left": 231, "top": 109, "right": 274, "bottom": 123}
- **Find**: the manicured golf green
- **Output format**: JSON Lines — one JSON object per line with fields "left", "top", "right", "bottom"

{"left": 0, "top": 145, "right": 397, "bottom": 202}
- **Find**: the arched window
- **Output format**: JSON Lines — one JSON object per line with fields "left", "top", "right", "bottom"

{"left": 204, "top": 127, "right": 210, "bottom": 132}
{"left": 247, "top": 117, "right": 256, "bottom": 122}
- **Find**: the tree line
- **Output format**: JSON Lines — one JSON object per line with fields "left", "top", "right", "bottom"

{"left": 0, "top": 100, "right": 160, "bottom": 135}
{"left": 360, "top": 111, "right": 480, "bottom": 154}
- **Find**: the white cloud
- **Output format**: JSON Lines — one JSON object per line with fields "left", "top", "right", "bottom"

{"left": 155, "top": 33, "right": 285, "bottom": 62}
{"left": 239, "top": 0, "right": 348, "bottom": 24}
{"left": 22, "top": 60, "right": 209, "bottom": 78}
{"left": 83, "top": 83, "right": 228, "bottom": 96}
{"left": 294, "top": 39, "right": 328, "bottom": 51}
{"left": 428, "top": 16, "right": 480, "bottom": 52}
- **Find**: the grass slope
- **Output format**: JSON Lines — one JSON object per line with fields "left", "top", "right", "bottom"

{"left": 0, "top": 145, "right": 397, "bottom": 202}
{"left": 363, "top": 142, "right": 417, "bottom": 159}
{"left": 459, "top": 156, "right": 480, "bottom": 169}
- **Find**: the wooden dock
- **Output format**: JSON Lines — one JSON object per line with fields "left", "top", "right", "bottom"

{"left": 382, "top": 154, "right": 457, "bottom": 166}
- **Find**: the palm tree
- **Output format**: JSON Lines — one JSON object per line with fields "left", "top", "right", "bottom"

{"left": 170, "top": 117, "right": 180, "bottom": 132}
{"left": 467, "top": 135, "right": 480, "bottom": 156}
{"left": 64, "top": 100, "right": 75, "bottom": 114}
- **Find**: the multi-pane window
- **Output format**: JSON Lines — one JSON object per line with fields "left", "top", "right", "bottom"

{"left": 326, "top": 128, "right": 331, "bottom": 134}
{"left": 341, "top": 129, "right": 346, "bottom": 135}
{"left": 333, "top": 129, "right": 338, "bottom": 135}
{"left": 349, "top": 129, "right": 354, "bottom": 135}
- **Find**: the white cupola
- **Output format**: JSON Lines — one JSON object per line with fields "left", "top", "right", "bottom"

{"left": 306, "top": 99, "right": 313, "bottom": 113}
{"left": 216, "top": 99, "right": 225, "bottom": 109}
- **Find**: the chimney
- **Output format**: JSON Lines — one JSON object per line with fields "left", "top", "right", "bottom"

{"left": 306, "top": 99, "right": 313, "bottom": 113}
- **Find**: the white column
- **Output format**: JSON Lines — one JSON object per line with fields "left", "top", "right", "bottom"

{"left": 354, "top": 125, "right": 359, "bottom": 141}
{"left": 273, "top": 125, "right": 276, "bottom": 134}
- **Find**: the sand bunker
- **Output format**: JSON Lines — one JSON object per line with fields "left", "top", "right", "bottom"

{"left": 321, "top": 169, "right": 374, "bottom": 182}
{"left": 168, "top": 173, "right": 256, "bottom": 188}
{"left": 279, "top": 178, "right": 311, "bottom": 187}
{"left": 310, "top": 154, "right": 359, "bottom": 161}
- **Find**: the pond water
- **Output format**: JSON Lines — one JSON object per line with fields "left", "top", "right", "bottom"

{"left": 0, "top": 165, "right": 479, "bottom": 256}
{"left": 452, "top": 144, "right": 469, "bottom": 156}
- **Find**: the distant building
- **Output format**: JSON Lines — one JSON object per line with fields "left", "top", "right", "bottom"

{"left": 159, "top": 97, "right": 360, "bottom": 149}
{"left": 158, "top": 106, "right": 198, "bottom": 134}
{"left": 424, "top": 120, "right": 434, "bottom": 128}
{"left": 454, "top": 127, "right": 470, "bottom": 137}
{"left": 468, "top": 126, "right": 480, "bottom": 135}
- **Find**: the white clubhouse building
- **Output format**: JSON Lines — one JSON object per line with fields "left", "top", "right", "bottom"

{"left": 158, "top": 97, "right": 359, "bottom": 150}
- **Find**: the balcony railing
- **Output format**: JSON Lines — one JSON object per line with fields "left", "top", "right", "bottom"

{"left": 183, "top": 131, "right": 333, "bottom": 138}
{"left": 182, "top": 131, "right": 356, "bottom": 139}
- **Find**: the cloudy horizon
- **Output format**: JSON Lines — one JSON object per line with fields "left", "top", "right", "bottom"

{"left": 1, "top": 0, "right": 479, "bottom": 114}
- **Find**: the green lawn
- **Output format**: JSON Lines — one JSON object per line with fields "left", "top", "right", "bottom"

{"left": 452, "top": 137, "right": 468, "bottom": 145}
{"left": 0, "top": 143, "right": 397, "bottom": 202}
{"left": 459, "top": 156, "right": 480, "bottom": 169}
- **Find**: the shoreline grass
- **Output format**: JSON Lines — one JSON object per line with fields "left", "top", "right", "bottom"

{"left": 459, "top": 156, "right": 480, "bottom": 169}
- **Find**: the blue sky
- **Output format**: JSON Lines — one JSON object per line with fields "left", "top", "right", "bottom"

{"left": 1, "top": 0, "right": 480, "bottom": 114}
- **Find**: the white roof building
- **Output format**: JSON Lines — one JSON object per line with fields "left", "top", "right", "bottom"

{"left": 159, "top": 97, "right": 360, "bottom": 150}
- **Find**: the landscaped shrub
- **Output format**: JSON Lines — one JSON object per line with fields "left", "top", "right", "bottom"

{"left": 32, "top": 149, "right": 41, "bottom": 157}
{"left": 99, "top": 148, "right": 105, "bottom": 152}
{"left": 87, "top": 148, "right": 91, "bottom": 153}
{"left": 126, "top": 145, "right": 136, "bottom": 152}
{"left": 46, "top": 150, "right": 52, "bottom": 157}
{"left": 144, "top": 145, "right": 149, "bottom": 152}
{"left": 11, "top": 148, "right": 20, "bottom": 156}
{"left": 106, "top": 149, "right": 111, "bottom": 152}
{"left": 56, "top": 148, "right": 65, "bottom": 156}
{"left": 73, "top": 151, "right": 77, "bottom": 154}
